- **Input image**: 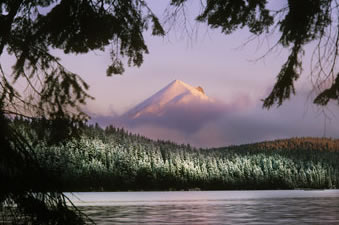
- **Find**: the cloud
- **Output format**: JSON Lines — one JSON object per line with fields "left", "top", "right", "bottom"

{"left": 191, "top": 93, "right": 339, "bottom": 147}
{"left": 121, "top": 100, "right": 229, "bottom": 133}
{"left": 89, "top": 92, "right": 339, "bottom": 148}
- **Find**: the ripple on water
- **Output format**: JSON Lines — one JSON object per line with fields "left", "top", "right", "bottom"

{"left": 74, "top": 191, "right": 339, "bottom": 225}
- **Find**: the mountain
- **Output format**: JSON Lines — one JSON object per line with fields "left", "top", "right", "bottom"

{"left": 123, "top": 80, "right": 215, "bottom": 119}
{"left": 117, "top": 80, "right": 227, "bottom": 140}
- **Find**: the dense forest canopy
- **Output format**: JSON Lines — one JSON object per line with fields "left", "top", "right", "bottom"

{"left": 12, "top": 118, "right": 339, "bottom": 191}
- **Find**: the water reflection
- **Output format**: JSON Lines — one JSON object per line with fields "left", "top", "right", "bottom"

{"left": 79, "top": 196, "right": 339, "bottom": 224}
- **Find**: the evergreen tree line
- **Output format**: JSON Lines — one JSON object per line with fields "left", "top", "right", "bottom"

{"left": 11, "top": 117, "right": 339, "bottom": 191}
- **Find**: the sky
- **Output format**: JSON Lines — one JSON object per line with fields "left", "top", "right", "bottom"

{"left": 3, "top": 1, "right": 339, "bottom": 147}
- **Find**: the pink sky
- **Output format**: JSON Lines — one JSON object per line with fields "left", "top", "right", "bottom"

{"left": 2, "top": 1, "right": 339, "bottom": 146}
{"left": 44, "top": 1, "right": 291, "bottom": 116}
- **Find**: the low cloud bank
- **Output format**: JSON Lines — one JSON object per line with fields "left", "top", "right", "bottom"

{"left": 90, "top": 93, "right": 339, "bottom": 148}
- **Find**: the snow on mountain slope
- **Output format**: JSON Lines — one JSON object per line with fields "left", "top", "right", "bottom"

{"left": 124, "top": 80, "right": 215, "bottom": 119}
{"left": 111, "top": 80, "right": 231, "bottom": 147}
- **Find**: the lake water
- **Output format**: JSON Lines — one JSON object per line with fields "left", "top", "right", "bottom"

{"left": 65, "top": 190, "right": 339, "bottom": 224}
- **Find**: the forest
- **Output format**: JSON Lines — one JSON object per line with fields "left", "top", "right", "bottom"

{"left": 11, "top": 117, "right": 339, "bottom": 191}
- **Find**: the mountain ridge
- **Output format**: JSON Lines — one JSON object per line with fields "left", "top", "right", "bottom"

{"left": 123, "top": 80, "right": 216, "bottom": 119}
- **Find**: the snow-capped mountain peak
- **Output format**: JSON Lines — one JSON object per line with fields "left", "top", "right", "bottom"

{"left": 124, "top": 80, "right": 214, "bottom": 119}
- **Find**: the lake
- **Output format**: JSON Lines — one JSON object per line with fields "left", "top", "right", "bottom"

{"left": 65, "top": 190, "right": 339, "bottom": 224}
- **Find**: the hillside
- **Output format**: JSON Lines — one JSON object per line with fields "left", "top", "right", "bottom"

{"left": 219, "top": 137, "right": 339, "bottom": 152}
{"left": 12, "top": 118, "right": 339, "bottom": 191}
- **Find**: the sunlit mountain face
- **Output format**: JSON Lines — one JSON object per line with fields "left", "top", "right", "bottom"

{"left": 115, "top": 80, "right": 228, "bottom": 144}
{"left": 124, "top": 80, "right": 213, "bottom": 119}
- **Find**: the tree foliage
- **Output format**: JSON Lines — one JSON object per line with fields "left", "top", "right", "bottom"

{"left": 0, "top": 0, "right": 164, "bottom": 121}
{"left": 0, "top": 0, "right": 164, "bottom": 224}
{"left": 173, "top": 0, "right": 339, "bottom": 108}
{"left": 2, "top": 0, "right": 339, "bottom": 114}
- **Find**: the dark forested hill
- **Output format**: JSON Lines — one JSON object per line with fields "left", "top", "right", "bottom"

{"left": 220, "top": 138, "right": 339, "bottom": 152}
{"left": 11, "top": 117, "right": 339, "bottom": 191}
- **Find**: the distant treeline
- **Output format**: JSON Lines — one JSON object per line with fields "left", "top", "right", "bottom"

{"left": 11, "top": 117, "right": 339, "bottom": 191}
